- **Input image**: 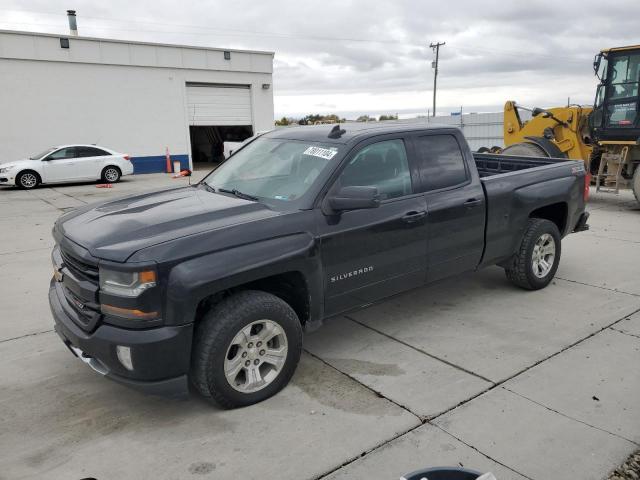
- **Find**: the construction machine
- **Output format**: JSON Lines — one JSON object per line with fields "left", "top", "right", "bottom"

{"left": 501, "top": 45, "right": 640, "bottom": 202}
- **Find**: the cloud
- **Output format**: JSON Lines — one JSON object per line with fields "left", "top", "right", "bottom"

{"left": 1, "top": 0, "right": 637, "bottom": 117}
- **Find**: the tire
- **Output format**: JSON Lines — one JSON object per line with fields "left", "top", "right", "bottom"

{"left": 101, "top": 166, "right": 121, "bottom": 183}
{"left": 505, "top": 218, "right": 561, "bottom": 290}
{"left": 633, "top": 165, "right": 640, "bottom": 204}
{"left": 190, "top": 290, "right": 303, "bottom": 409}
{"left": 501, "top": 142, "right": 549, "bottom": 157}
{"left": 16, "top": 170, "right": 40, "bottom": 189}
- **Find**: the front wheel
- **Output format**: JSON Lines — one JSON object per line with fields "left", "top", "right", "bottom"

{"left": 16, "top": 171, "right": 40, "bottom": 189}
{"left": 505, "top": 218, "right": 561, "bottom": 290}
{"left": 190, "top": 290, "right": 303, "bottom": 409}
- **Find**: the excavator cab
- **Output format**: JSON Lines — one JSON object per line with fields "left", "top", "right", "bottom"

{"left": 590, "top": 47, "right": 640, "bottom": 142}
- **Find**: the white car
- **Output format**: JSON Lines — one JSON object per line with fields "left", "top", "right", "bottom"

{"left": 0, "top": 144, "right": 134, "bottom": 189}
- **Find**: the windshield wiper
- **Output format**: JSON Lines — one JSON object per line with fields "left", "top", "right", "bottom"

{"left": 200, "top": 182, "right": 216, "bottom": 193}
{"left": 218, "top": 188, "right": 259, "bottom": 202}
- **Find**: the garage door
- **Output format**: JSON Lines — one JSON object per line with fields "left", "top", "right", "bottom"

{"left": 186, "top": 83, "right": 252, "bottom": 126}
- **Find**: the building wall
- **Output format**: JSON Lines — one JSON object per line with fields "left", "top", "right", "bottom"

{"left": 387, "top": 112, "right": 532, "bottom": 151}
{"left": 0, "top": 31, "right": 274, "bottom": 172}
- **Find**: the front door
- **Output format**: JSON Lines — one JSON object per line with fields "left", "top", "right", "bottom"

{"left": 42, "top": 147, "right": 80, "bottom": 183}
{"left": 318, "top": 137, "right": 428, "bottom": 316}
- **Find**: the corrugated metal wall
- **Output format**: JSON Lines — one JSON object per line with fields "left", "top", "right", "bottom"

{"left": 376, "top": 111, "right": 532, "bottom": 151}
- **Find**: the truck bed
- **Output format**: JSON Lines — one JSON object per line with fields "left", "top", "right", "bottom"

{"left": 473, "top": 152, "right": 560, "bottom": 178}
{"left": 473, "top": 152, "right": 586, "bottom": 269}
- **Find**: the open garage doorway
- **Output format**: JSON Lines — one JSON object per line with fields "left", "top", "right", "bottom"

{"left": 189, "top": 125, "right": 254, "bottom": 169}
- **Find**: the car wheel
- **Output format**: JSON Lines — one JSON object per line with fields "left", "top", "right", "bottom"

{"left": 16, "top": 171, "right": 40, "bottom": 189}
{"left": 505, "top": 218, "right": 561, "bottom": 290}
{"left": 101, "top": 166, "right": 121, "bottom": 183}
{"left": 190, "top": 290, "right": 303, "bottom": 409}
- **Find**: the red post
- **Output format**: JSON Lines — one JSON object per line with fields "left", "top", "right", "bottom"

{"left": 165, "top": 147, "right": 172, "bottom": 173}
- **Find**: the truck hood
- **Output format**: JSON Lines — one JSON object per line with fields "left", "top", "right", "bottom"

{"left": 57, "top": 186, "right": 282, "bottom": 262}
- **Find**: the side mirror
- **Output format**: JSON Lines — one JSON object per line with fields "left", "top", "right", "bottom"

{"left": 328, "top": 186, "right": 380, "bottom": 212}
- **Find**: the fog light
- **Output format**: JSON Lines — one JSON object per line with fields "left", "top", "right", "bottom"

{"left": 116, "top": 345, "right": 133, "bottom": 371}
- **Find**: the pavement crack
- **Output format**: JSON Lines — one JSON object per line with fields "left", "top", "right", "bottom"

{"left": 609, "top": 326, "right": 640, "bottom": 339}
{"left": 344, "top": 315, "right": 494, "bottom": 384}
{"left": 587, "top": 232, "right": 640, "bottom": 244}
{"left": 50, "top": 187, "right": 89, "bottom": 204}
{"left": 425, "top": 306, "right": 640, "bottom": 422}
{"left": 0, "top": 329, "right": 54, "bottom": 344}
{"left": 313, "top": 421, "right": 425, "bottom": 480}
{"left": 430, "top": 423, "right": 535, "bottom": 480}
{"left": 304, "top": 348, "right": 423, "bottom": 421}
{"left": 502, "top": 387, "right": 639, "bottom": 446}
{"left": 556, "top": 277, "right": 640, "bottom": 297}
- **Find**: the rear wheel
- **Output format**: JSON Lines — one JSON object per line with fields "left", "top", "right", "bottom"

{"left": 633, "top": 165, "right": 640, "bottom": 204}
{"left": 190, "top": 290, "right": 303, "bottom": 409}
{"left": 501, "top": 142, "right": 548, "bottom": 157}
{"left": 16, "top": 171, "right": 40, "bottom": 189}
{"left": 101, "top": 166, "right": 121, "bottom": 183}
{"left": 505, "top": 218, "right": 561, "bottom": 290}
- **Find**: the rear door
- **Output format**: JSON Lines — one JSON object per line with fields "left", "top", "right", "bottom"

{"left": 318, "top": 136, "right": 428, "bottom": 316}
{"left": 42, "top": 147, "right": 80, "bottom": 183}
{"left": 409, "top": 132, "right": 486, "bottom": 282}
{"left": 75, "top": 147, "right": 112, "bottom": 179}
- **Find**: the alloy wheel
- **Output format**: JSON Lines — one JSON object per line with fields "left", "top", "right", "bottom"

{"left": 532, "top": 233, "right": 556, "bottom": 278}
{"left": 223, "top": 319, "right": 288, "bottom": 393}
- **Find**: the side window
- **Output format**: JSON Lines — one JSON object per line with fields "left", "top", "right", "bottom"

{"left": 337, "top": 139, "right": 411, "bottom": 200}
{"left": 46, "top": 147, "right": 77, "bottom": 160}
{"left": 414, "top": 135, "right": 468, "bottom": 191}
{"left": 77, "top": 147, "right": 109, "bottom": 158}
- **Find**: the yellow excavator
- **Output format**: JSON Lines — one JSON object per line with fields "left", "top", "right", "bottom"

{"left": 499, "top": 45, "right": 640, "bottom": 202}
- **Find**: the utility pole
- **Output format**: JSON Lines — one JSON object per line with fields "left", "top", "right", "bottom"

{"left": 430, "top": 41, "right": 445, "bottom": 117}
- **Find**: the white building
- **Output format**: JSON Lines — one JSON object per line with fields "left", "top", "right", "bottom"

{"left": 0, "top": 29, "right": 274, "bottom": 173}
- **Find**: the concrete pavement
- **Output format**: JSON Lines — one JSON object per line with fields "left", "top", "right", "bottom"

{"left": 0, "top": 175, "right": 638, "bottom": 480}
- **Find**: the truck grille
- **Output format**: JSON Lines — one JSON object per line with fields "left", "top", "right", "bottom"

{"left": 56, "top": 245, "right": 101, "bottom": 332}
{"left": 60, "top": 249, "right": 99, "bottom": 280}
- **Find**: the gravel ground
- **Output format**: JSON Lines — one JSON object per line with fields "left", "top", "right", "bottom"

{"left": 608, "top": 450, "right": 640, "bottom": 480}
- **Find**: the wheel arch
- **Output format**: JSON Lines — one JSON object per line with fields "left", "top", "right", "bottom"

{"left": 529, "top": 202, "right": 568, "bottom": 235}
{"left": 193, "top": 271, "right": 312, "bottom": 328}
{"left": 163, "top": 234, "right": 323, "bottom": 328}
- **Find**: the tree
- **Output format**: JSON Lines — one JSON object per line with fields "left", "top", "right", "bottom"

{"left": 378, "top": 114, "right": 398, "bottom": 121}
{"left": 275, "top": 116, "right": 291, "bottom": 126}
{"left": 356, "top": 115, "right": 376, "bottom": 122}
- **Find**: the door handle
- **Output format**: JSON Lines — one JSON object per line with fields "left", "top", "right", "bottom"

{"left": 464, "top": 198, "right": 482, "bottom": 208}
{"left": 401, "top": 210, "right": 426, "bottom": 223}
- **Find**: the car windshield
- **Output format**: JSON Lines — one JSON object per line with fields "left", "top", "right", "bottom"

{"left": 202, "top": 137, "right": 340, "bottom": 203}
{"left": 30, "top": 148, "right": 56, "bottom": 160}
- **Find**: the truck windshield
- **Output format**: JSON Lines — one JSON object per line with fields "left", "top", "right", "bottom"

{"left": 202, "top": 137, "right": 340, "bottom": 203}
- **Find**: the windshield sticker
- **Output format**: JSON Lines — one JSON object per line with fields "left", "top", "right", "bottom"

{"left": 303, "top": 146, "right": 338, "bottom": 160}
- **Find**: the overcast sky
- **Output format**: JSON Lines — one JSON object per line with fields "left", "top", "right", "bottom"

{"left": 1, "top": 0, "right": 637, "bottom": 119}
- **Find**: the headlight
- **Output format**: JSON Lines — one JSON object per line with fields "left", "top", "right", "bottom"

{"left": 0, "top": 166, "right": 13, "bottom": 173}
{"left": 99, "top": 267, "right": 157, "bottom": 297}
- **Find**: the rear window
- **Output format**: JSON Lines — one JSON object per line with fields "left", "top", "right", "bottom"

{"left": 414, "top": 135, "right": 468, "bottom": 191}
{"left": 77, "top": 147, "right": 110, "bottom": 157}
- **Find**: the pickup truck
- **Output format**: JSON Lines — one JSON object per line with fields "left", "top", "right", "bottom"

{"left": 49, "top": 123, "right": 590, "bottom": 408}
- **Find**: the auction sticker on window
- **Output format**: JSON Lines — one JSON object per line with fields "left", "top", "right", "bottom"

{"left": 303, "top": 146, "right": 338, "bottom": 160}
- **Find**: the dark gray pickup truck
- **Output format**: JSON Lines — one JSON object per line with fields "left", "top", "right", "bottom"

{"left": 49, "top": 123, "right": 589, "bottom": 408}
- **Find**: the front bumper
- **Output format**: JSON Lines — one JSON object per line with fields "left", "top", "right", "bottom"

{"left": 0, "top": 175, "right": 16, "bottom": 186}
{"left": 49, "top": 279, "right": 193, "bottom": 398}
